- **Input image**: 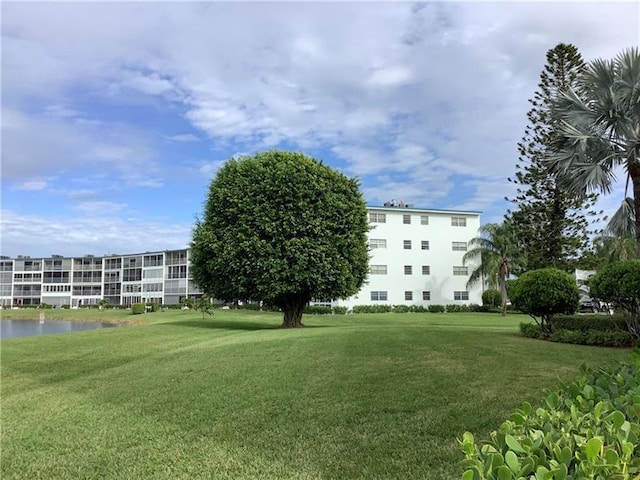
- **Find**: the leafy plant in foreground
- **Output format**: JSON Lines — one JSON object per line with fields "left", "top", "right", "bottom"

{"left": 460, "top": 354, "right": 640, "bottom": 479}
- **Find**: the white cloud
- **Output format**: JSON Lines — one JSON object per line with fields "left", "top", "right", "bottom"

{"left": 1, "top": 1, "right": 637, "bottom": 257}
{"left": 165, "top": 134, "right": 200, "bottom": 143}
{"left": 14, "top": 180, "right": 48, "bottom": 191}
{"left": 0, "top": 209, "right": 192, "bottom": 258}
{"left": 74, "top": 201, "right": 128, "bottom": 215}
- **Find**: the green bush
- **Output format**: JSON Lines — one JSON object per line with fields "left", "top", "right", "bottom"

{"left": 482, "top": 289, "right": 502, "bottom": 308}
{"left": 447, "top": 304, "right": 461, "bottom": 313}
{"left": 352, "top": 305, "right": 393, "bottom": 314}
{"left": 519, "top": 320, "right": 638, "bottom": 347}
{"left": 61, "top": 304, "right": 70, "bottom": 309}
{"left": 590, "top": 260, "right": 640, "bottom": 338}
{"left": 332, "top": 306, "right": 348, "bottom": 315}
{"left": 550, "top": 329, "right": 637, "bottom": 347}
{"left": 552, "top": 314, "right": 629, "bottom": 332}
{"left": 509, "top": 268, "right": 579, "bottom": 334}
{"left": 460, "top": 355, "right": 640, "bottom": 479}
{"left": 469, "top": 304, "right": 491, "bottom": 313}
{"left": 131, "top": 303, "right": 146, "bottom": 315}
{"left": 146, "top": 302, "right": 160, "bottom": 313}
{"left": 428, "top": 304, "right": 445, "bottom": 313}
{"left": 392, "top": 305, "right": 411, "bottom": 313}
{"left": 37, "top": 303, "right": 52, "bottom": 309}
{"left": 408, "top": 305, "right": 428, "bottom": 313}
{"left": 303, "top": 305, "right": 332, "bottom": 315}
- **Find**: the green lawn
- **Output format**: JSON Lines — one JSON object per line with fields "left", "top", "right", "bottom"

{"left": 0, "top": 310, "right": 632, "bottom": 479}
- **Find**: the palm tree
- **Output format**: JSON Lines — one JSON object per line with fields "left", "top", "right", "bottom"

{"left": 545, "top": 47, "right": 640, "bottom": 255}
{"left": 463, "top": 222, "right": 520, "bottom": 316}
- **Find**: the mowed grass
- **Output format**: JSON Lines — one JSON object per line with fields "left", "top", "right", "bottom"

{"left": 1, "top": 311, "right": 633, "bottom": 479}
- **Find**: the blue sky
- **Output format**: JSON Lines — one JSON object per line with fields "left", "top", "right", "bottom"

{"left": 1, "top": 1, "right": 638, "bottom": 257}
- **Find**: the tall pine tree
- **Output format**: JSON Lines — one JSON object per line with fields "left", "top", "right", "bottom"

{"left": 507, "top": 43, "right": 598, "bottom": 272}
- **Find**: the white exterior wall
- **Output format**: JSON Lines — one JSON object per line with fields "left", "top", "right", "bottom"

{"left": 335, "top": 207, "right": 482, "bottom": 308}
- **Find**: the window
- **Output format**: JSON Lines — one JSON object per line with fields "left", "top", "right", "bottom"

{"left": 422, "top": 291, "right": 431, "bottom": 301}
{"left": 452, "top": 241, "right": 467, "bottom": 251}
{"left": 403, "top": 240, "right": 412, "bottom": 250}
{"left": 404, "top": 291, "right": 413, "bottom": 301}
{"left": 421, "top": 240, "right": 430, "bottom": 250}
{"left": 420, "top": 215, "right": 429, "bottom": 225}
{"left": 369, "top": 239, "right": 387, "bottom": 249}
{"left": 403, "top": 214, "right": 411, "bottom": 224}
{"left": 369, "top": 213, "right": 386, "bottom": 223}
{"left": 451, "top": 216, "right": 467, "bottom": 227}
{"left": 143, "top": 268, "right": 163, "bottom": 279}
{"left": 105, "top": 258, "right": 122, "bottom": 270}
{"left": 143, "top": 283, "right": 163, "bottom": 292}
{"left": 422, "top": 265, "right": 431, "bottom": 275}
{"left": 454, "top": 291, "right": 469, "bottom": 301}
{"left": 453, "top": 266, "right": 468, "bottom": 275}
{"left": 144, "top": 255, "right": 164, "bottom": 267}
{"left": 122, "top": 268, "right": 142, "bottom": 282}
{"left": 371, "top": 291, "right": 388, "bottom": 301}
{"left": 369, "top": 265, "right": 388, "bottom": 275}
{"left": 168, "top": 265, "right": 187, "bottom": 279}
{"left": 404, "top": 265, "right": 412, "bottom": 275}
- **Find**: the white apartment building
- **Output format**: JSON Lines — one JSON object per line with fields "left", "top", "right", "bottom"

{"left": 0, "top": 249, "right": 200, "bottom": 308}
{"left": 0, "top": 206, "right": 482, "bottom": 308}
{"left": 332, "top": 205, "right": 482, "bottom": 308}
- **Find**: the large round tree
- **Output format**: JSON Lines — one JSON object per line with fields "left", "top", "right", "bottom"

{"left": 190, "top": 150, "right": 369, "bottom": 328}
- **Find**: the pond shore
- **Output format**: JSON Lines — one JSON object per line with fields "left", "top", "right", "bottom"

{"left": 0, "top": 308, "right": 142, "bottom": 324}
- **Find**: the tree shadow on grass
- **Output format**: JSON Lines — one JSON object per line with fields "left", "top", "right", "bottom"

{"left": 166, "top": 319, "right": 278, "bottom": 331}
{"left": 166, "top": 318, "right": 329, "bottom": 331}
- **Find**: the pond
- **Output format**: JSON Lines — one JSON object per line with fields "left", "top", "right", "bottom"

{"left": 0, "top": 319, "right": 119, "bottom": 339}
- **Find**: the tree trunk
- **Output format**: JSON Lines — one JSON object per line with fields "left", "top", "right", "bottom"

{"left": 631, "top": 165, "right": 640, "bottom": 258}
{"left": 280, "top": 293, "right": 309, "bottom": 328}
{"left": 499, "top": 263, "right": 508, "bottom": 317}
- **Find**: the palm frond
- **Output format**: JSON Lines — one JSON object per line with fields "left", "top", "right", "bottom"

{"left": 606, "top": 197, "right": 636, "bottom": 238}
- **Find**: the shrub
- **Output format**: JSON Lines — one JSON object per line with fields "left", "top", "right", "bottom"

{"left": 519, "top": 322, "right": 544, "bottom": 339}
{"left": 590, "top": 260, "right": 640, "bottom": 338}
{"left": 332, "top": 306, "right": 348, "bottom": 315}
{"left": 352, "top": 305, "right": 393, "bottom": 314}
{"left": 303, "top": 305, "right": 332, "bottom": 315}
{"left": 552, "top": 314, "right": 628, "bottom": 332}
{"left": 469, "top": 304, "right": 490, "bottom": 313}
{"left": 37, "top": 303, "right": 52, "bottom": 309}
{"left": 408, "top": 305, "right": 428, "bottom": 313}
{"left": 61, "top": 304, "right": 70, "bottom": 309}
{"left": 460, "top": 355, "right": 640, "bottom": 479}
{"left": 428, "top": 304, "right": 445, "bottom": 313}
{"left": 509, "top": 268, "right": 579, "bottom": 334}
{"left": 520, "top": 318, "right": 638, "bottom": 347}
{"left": 447, "top": 304, "right": 461, "bottom": 313}
{"left": 482, "top": 289, "right": 502, "bottom": 308}
{"left": 146, "top": 302, "right": 160, "bottom": 313}
{"left": 392, "top": 305, "right": 410, "bottom": 313}
{"left": 131, "top": 303, "right": 146, "bottom": 315}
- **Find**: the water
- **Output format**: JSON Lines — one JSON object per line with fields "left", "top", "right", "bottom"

{"left": 0, "top": 319, "right": 119, "bottom": 339}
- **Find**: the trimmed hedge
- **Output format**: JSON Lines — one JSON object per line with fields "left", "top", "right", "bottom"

{"left": 460, "top": 355, "right": 640, "bottom": 479}
{"left": 520, "top": 320, "right": 639, "bottom": 348}
{"left": 482, "top": 289, "right": 502, "bottom": 308}
{"left": 131, "top": 303, "right": 146, "bottom": 315}
{"left": 352, "top": 304, "right": 393, "bottom": 314}
{"left": 552, "top": 314, "right": 629, "bottom": 332}
{"left": 303, "top": 305, "right": 332, "bottom": 315}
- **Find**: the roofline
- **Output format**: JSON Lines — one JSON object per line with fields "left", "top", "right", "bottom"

{"left": 367, "top": 205, "right": 482, "bottom": 215}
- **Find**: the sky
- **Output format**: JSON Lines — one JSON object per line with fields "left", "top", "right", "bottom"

{"left": 1, "top": 1, "right": 638, "bottom": 258}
